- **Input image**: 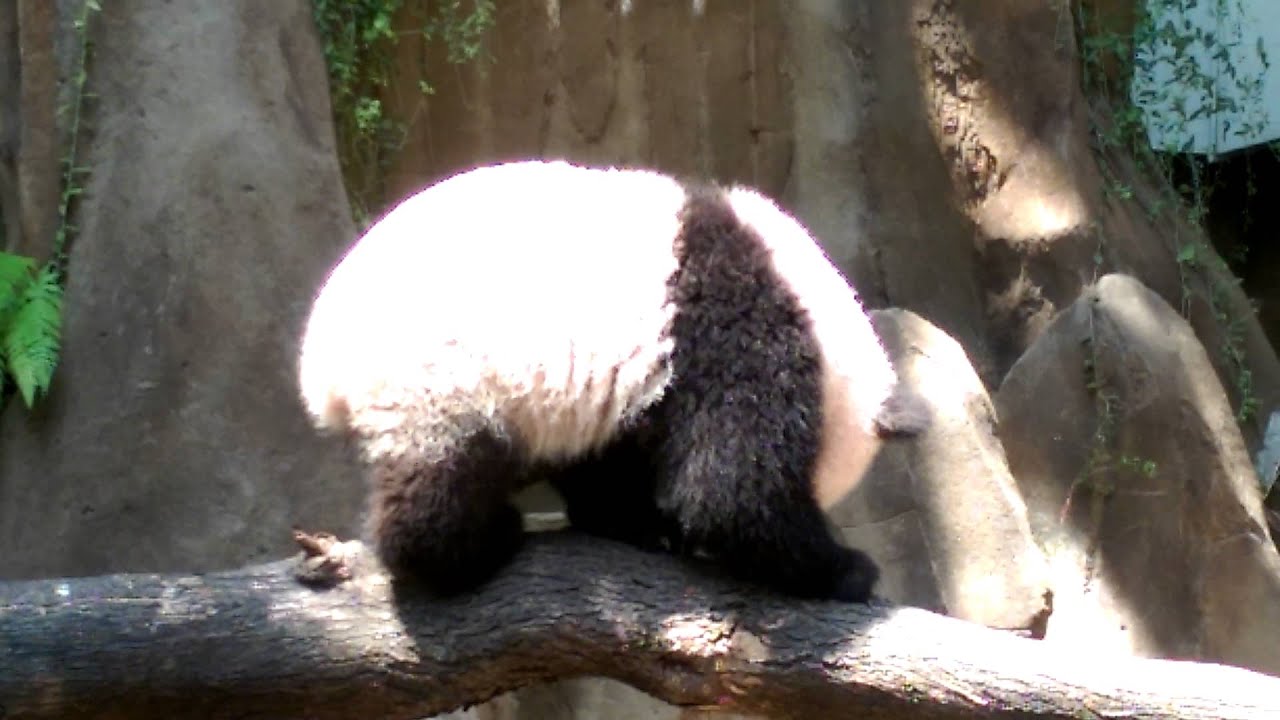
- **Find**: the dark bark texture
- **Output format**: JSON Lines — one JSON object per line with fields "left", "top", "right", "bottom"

{"left": 1, "top": 534, "right": 1277, "bottom": 719}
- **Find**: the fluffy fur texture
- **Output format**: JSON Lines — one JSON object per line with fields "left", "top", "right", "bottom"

{"left": 298, "top": 160, "right": 924, "bottom": 601}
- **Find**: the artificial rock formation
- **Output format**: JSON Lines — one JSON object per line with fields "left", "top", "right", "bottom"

{"left": 996, "top": 273, "right": 1280, "bottom": 675}
{"left": 0, "top": 0, "right": 363, "bottom": 578}
{"left": 830, "top": 309, "right": 1050, "bottom": 632}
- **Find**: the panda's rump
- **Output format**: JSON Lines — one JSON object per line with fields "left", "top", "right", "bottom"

{"left": 299, "top": 161, "right": 687, "bottom": 463}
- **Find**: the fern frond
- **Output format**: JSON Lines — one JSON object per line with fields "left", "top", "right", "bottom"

{"left": 0, "top": 252, "right": 36, "bottom": 332}
{"left": 4, "top": 264, "right": 63, "bottom": 407}
{"left": 0, "top": 252, "right": 35, "bottom": 288}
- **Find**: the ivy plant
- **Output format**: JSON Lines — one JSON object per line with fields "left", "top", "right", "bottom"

{"left": 311, "top": 0, "right": 495, "bottom": 224}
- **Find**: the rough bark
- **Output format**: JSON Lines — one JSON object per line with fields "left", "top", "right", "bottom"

{"left": 2, "top": 534, "right": 1277, "bottom": 720}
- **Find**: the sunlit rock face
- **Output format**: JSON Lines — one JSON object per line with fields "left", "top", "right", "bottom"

{"left": 830, "top": 308, "right": 1051, "bottom": 632}
{"left": 997, "top": 273, "right": 1280, "bottom": 675}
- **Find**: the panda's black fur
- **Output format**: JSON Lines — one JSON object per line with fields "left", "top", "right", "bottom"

{"left": 298, "top": 160, "right": 927, "bottom": 602}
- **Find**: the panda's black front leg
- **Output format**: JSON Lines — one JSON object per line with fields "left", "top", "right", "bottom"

{"left": 656, "top": 427, "right": 880, "bottom": 602}
{"left": 651, "top": 370, "right": 880, "bottom": 602}
{"left": 365, "top": 423, "right": 526, "bottom": 596}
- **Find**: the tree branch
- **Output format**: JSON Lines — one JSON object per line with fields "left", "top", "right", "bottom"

{"left": 1, "top": 533, "right": 1277, "bottom": 719}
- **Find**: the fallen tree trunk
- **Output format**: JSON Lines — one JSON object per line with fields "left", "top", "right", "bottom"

{"left": 1, "top": 533, "right": 1277, "bottom": 719}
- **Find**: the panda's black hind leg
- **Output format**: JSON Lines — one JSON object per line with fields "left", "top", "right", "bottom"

{"left": 365, "top": 421, "right": 525, "bottom": 596}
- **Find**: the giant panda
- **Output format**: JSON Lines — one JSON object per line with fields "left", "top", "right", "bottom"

{"left": 298, "top": 159, "right": 927, "bottom": 602}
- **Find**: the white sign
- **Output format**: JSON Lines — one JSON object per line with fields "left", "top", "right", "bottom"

{"left": 1132, "top": 0, "right": 1277, "bottom": 156}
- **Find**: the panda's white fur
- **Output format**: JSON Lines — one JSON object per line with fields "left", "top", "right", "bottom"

{"left": 300, "top": 162, "right": 683, "bottom": 463}
{"left": 719, "top": 186, "right": 898, "bottom": 508}
{"left": 298, "top": 160, "right": 915, "bottom": 601}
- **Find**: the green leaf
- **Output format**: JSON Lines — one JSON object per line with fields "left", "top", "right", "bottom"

{"left": 1176, "top": 244, "right": 1197, "bottom": 263}
{"left": 0, "top": 252, "right": 36, "bottom": 292}
{"left": 4, "top": 264, "right": 63, "bottom": 407}
{"left": 0, "top": 252, "right": 36, "bottom": 337}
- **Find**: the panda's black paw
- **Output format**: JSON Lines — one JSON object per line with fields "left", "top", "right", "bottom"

{"left": 376, "top": 501, "right": 525, "bottom": 597}
{"left": 831, "top": 548, "right": 881, "bottom": 603}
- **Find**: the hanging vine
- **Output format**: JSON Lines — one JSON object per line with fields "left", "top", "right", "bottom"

{"left": 1076, "top": 0, "right": 1270, "bottom": 425}
{"left": 0, "top": 0, "right": 100, "bottom": 409}
{"left": 311, "top": 0, "right": 495, "bottom": 225}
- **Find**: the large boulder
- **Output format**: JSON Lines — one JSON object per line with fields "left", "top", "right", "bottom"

{"left": 996, "top": 273, "right": 1280, "bottom": 674}
{"left": 0, "top": 0, "right": 362, "bottom": 578}
{"left": 830, "top": 309, "right": 1051, "bottom": 631}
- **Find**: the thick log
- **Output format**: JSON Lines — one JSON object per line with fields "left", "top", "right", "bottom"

{"left": 1, "top": 533, "right": 1277, "bottom": 719}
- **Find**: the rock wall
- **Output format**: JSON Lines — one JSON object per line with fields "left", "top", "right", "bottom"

{"left": 0, "top": 0, "right": 363, "bottom": 578}
{"left": 908, "top": 0, "right": 1280, "bottom": 448}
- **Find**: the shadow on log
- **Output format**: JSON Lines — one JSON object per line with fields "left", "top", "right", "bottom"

{"left": 2, "top": 532, "right": 1278, "bottom": 719}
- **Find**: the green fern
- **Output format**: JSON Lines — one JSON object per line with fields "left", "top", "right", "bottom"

{"left": 0, "top": 0, "right": 86, "bottom": 409}
{"left": 2, "top": 263, "right": 63, "bottom": 407}
{"left": 0, "top": 253, "right": 36, "bottom": 331}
